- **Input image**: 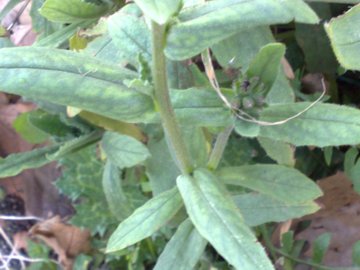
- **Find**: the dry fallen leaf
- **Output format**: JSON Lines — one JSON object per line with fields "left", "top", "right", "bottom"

{"left": 29, "top": 216, "right": 91, "bottom": 270}
{"left": 296, "top": 172, "right": 360, "bottom": 267}
{"left": 281, "top": 57, "right": 295, "bottom": 80}
{"left": 301, "top": 73, "right": 330, "bottom": 94}
{"left": 1, "top": 0, "right": 37, "bottom": 46}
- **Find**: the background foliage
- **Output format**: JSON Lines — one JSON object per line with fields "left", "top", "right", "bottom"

{"left": 1, "top": 0, "right": 360, "bottom": 269}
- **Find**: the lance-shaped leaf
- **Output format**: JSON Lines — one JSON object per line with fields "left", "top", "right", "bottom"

{"left": 0, "top": 47, "right": 233, "bottom": 126}
{"left": 169, "top": 88, "right": 233, "bottom": 127}
{"left": 154, "top": 219, "right": 207, "bottom": 270}
{"left": 258, "top": 137, "right": 295, "bottom": 166}
{"left": 212, "top": 26, "right": 274, "bottom": 70}
{"left": 217, "top": 165, "right": 322, "bottom": 203}
{"left": 79, "top": 111, "right": 146, "bottom": 142}
{"left": 177, "top": 169, "right": 274, "bottom": 270}
{"left": 101, "top": 132, "right": 150, "bottom": 168}
{"left": 0, "top": 145, "right": 60, "bottom": 178}
{"left": 325, "top": 4, "right": 360, "bottom": 71}
{"left": 0, "top": 130, "right": 103, "bottom": 178}
{"left": 165, "top": 0, "right": 318, "bottom": 60}
{"left": 102, "top": 161, "right": 132, "bottom": 221}
{"left": 108, "top": 9, "right": 151, "bottom": 67}
{"left": 46, "top": 131, "right": 102, "bottom": 160}
{"left": 133, "top": 0, "right": 182, "bottom": 24}
{"left": 234, "top": 193, "right": 320, "bottom": 227}
{"left": 39, "top": 0, "right": 110, "bottom": 23}
{"left": 0, "top": 47, "right": 155, "bottom": 123}
{"left": 246, "top": 43, "right": 285, "bottom": 92}
{"left": 146, "top": 138, "right": 180, "bottom": 195}
{"left": 106, "top": 187, "right": 183, "bottom": 252}
{"left": 34, "top": 21, "right": 94, "bottom": 48}
{"left": 258, "top": 102, "right": 360, "bottom": 146}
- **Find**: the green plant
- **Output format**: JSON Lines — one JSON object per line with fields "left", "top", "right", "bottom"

{"left": 1, "top": 0, "right": 360, "bottom": 269}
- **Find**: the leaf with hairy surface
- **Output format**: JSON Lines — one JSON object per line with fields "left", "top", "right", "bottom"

{"left": 325, "top": 4, "right": 360, "bottom": 71}
{"left": 106, "top": 187, "right": 183, "bottom": 252}
{"left": 165, "top": 0, "right": 318, "bottom": 60}
{"left": 39, "top": 0, "right": 110, "bottom": 23}
{"left": 154, "top": 219, "right": 207, "bottom": 270}
{"left": 177, "top": 168, "right": 274, "bottom": 270}
{"left": 217, "top": 165, "right": 322, "bottom": 203}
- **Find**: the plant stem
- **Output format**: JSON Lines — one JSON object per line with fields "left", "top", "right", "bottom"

{"left": 207, "top": 126, "right": 233, "bottom": 170}
{"left": 151, "top": 21, "right": 192, "bottom": 175}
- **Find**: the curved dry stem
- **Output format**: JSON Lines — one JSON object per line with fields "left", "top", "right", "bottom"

{"left": 201, "top": 49, "right": 327, "bottom": 127}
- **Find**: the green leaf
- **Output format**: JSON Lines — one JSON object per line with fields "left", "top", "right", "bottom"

{"left": 233, "top": 193, "right": 320, "bottom": 227}
{"left": 234, "top": 119, "right": 260, "bottom": 138}
{"left": 0, "top": 37, "right": 13, "bottom": 48}
{"left": 39, "top": 0, "right": 110, "bottom": 23}
{"left": 344, "top": 147, "right": 358, "bottom": 177}
{"left": 169, "top": 88, "right": 233, "bottom": 127}
{"left": 0, "top": 145, "right": 59, "bottom": 178}
{"left": 258, "top": 137, "right": 295, "bottom": 166}
{"left": 325, "top": 4, "right": 360, "bottom": 70}
{"left": 79, "top": 111, "right": 146, "bottom": 142}
{"left": 246, "top": 43, "right": 286, "bottom": 91}
{"left": 26, "top": 110, "right": 74, "bottom": 139}
{"left": 35, "top": 21, "right": 94, "bottom": 48}
{"left": 30, "top": 0, "right": 58, "bottom": 34}
{"left": 212, "top": 26, "right": 274, "bottom": 70}
{"left": 165, "top": 0, "right": 319, "bottom": 60}
{"left": 217, "top": 165, "right": 322, "bottom": 203}
{"left": 182, "top": 127, "right": 208, "bottom": 168}
{"left": 26, "top": 241, "right": 57, "bottom": 270}
{"left": 82, "top": 34, "right": 123, "bottom": 64}
{"left": 102, "top": 161, "right": 132, "bottom": 221}
{"left": 177, "top": 168, "right": 274, "bottom": 270}
{"left": 323, "top": 146, "right": 333, "bottom": 166}
{"left": 0, "top": 47, "right": 155, "bottom": 122}
{"left": 46, "top": 131, "right": 102, "bottom": 161}
{"left": 106, "top": 187, "right": 183, "bottom": 252}
{"left": 146, "top": 137, "right": 180, "bottom": 195}
{"left": 258, "top": 103, "right": 360, "bottom": 146}
{"left": 133, "top": 0, "right": 182, "bottom": 24}
{"left": 281, "top": 231, "right": 295, "bottom": 253}
{"left": 101, "top": 131, "right": 150, "bottom": 168}
{"left": 154, "top": 219, "right": 207, "bottom": 270}
{"left": 108, "top": 9, "right": 151, "bottom": 67}
{"left": 295, "top": 3, "right": 338, "bottom": 74}
{"left": 167, "top": 60, "right": 195, "bottom": 89}
{"left": 347, "top": 159, "right": 360, "bottom": 193}
{"left": 55, "top": 145, "right": 115, "bottom": 235}
{"left": 265, "top": 71, "right": 295, "bottom": 104}
{"left": 312, "top": 233, "right": 331, "bottom": 264}
{"left": 13, "top": 112, "right": 49, "bottom": 144}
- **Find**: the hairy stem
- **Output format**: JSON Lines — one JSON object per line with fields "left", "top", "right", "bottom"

{"left": 151, "top": 21, "right": 192, "bottom": 175}
{"left": 207, "top": 126, "right": 234, "bottom": 170}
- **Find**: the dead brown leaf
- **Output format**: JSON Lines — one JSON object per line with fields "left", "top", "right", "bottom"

{"left": 1, "top": 0, "right": 37, "bottom": 46}
{"left": 296, "top": 172, "right": 360, "bottom": 267}
{"left": 301, "top": 73, "right": 330, "bottom": 94}
{"left": 281, "top": 58, "right": 295, "bottom": 80}
{"left": 29, "top": 216, "right": 91, "bottom": 270}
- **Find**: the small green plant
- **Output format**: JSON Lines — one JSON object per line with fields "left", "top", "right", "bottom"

{"left": 1, "top": 0, "right": 360, "bottom": 269}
